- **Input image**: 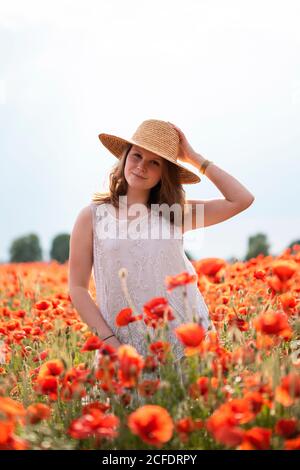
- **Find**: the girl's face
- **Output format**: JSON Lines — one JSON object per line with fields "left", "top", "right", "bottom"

{"left": 124, "top": 145, "right": 164, "bottom": 189}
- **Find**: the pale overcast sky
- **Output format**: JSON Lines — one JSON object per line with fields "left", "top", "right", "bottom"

{"left": 1, "top": 0, "right": 299, "bottom": 262}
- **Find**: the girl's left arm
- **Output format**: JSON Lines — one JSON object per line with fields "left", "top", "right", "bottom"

{"left": 168, "top": 122, "right": 255, "bottom": 230}
{"left": 192, "top": 155, "right": 255, "bottom": 206}
{"left": 185, "top": 159, "right": 255, "bottom": 230}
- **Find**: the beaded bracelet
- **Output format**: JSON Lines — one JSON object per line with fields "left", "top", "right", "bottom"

{"left": 102, "top": 334, "right": 115, "bottom": 342}
{"left": 199, "top": 159, "right": 213, "bottom": 175}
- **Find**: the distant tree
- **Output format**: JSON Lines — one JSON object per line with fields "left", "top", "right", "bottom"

{"left": 227, "top": 256, "right": 240, "bottom": 264}
{"left": 9, "top": 234, "right": 42, "bottom": 262}
{"left": 50, "top": 233, "right": 70, "bottom": 263}
{"left": 244, "top": 233, "right": 270, "bottom": 261}
{"left": 288, "top": 239, "right": 300, "bottom": 253}
{"left": 184, "top": 249, "right": 194, "bottom": 261}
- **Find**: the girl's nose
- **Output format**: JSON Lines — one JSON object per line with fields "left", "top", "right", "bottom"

{"left": 137, "top": 162, "right": 147, "bottom": 171}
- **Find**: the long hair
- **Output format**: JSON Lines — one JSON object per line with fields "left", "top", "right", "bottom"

{"left": 92, "top": 144, "right": 189, "bottom": 225}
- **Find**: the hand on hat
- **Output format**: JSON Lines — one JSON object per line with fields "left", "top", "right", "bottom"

{"left": 167, "top": 122, "right": 204, "bottom": 167}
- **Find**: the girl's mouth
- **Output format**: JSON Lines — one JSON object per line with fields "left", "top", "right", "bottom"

{"left": 133, "top": 173, "right": 147, "bottom": 180}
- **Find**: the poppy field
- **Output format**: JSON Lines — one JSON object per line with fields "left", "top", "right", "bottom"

{"left": 1, "top": 245, "right": 300, "bottom": 450}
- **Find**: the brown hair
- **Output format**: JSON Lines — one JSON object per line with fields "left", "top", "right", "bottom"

{"left": 92, "top": 144, "right": 189, "bottom": 226}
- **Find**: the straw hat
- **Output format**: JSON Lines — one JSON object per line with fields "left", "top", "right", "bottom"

{"left": 98, "top": 119, "right": 201, "bottom": 184}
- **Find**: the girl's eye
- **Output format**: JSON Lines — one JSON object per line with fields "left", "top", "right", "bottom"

{"left": 132, "top": 154, "right": 159, "bottom": 166}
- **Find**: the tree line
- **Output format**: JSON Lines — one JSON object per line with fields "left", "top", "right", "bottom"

{"left": 6, "top": 232, "right": 300, "bottom": 264}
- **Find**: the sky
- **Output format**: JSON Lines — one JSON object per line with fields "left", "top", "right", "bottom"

{"left": 1, "top": 0, "right": 299, "bottom": 263}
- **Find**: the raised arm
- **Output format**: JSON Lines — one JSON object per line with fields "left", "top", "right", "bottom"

{"left": 68, "top": 205, "right": 116, "bottom": 341}
{"left": 166, "top": 122, "right": 255, "bottom": 233}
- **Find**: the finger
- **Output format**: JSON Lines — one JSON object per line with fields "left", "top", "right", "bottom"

{"left": 172, "top": 125, "right": 183, "bottom": 134}
{"left": 168, "top": 123, "right": 182, "bottom": 136}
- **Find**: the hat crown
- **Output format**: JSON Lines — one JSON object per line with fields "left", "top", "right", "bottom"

{"left": 131, "top": 120, "right": 180, "bottom": 163}
{"left": 98, "top": 118, "right": 201, "bottom": 184}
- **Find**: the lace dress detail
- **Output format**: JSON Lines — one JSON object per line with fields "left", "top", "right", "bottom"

{"left": 90, "top": 201, "right": 213, "bottom": 363}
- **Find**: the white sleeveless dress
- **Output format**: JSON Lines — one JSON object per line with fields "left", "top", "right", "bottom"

{"left": 90, "top": 201, "right": 212, "bottom": 363}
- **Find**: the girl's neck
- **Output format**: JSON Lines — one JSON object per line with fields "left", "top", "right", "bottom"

{"left": 119, "top": 196, "right": 149, "bottom": 209}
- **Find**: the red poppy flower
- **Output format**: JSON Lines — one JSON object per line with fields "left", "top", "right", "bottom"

{"left": 188, "top": 376, "right": 218, "bottom": 399}
{"left": 6, "top": 320, "right": 20, "bottom": 331}
{"left": 239, "top": 427, "right": 272, "bottom": 450}
{"left": 253, "top": 310, "right": 292, "bottom": 339}
{"left": 128, "top": 405, "right": 174, "bottom": 447}
{"left": 143, "top": 354, "right": 159, "bottom": 371}
{"left": 175, "top": 417, "right": 196, "bottom": 434}
{"left": 253, "top": 270, "right": 266, "bottom": 281}
{"left": 68, "top": 409, "right": 119, "bottom": 440}
{"left": 0, "top": 397, "right": 26, "bottom": 419}
{"left": 275, "top": 418, "right": 298, "bottom": 438}
{"left": 37, "top": 359, "right": 65, "bottom": 379}
{"left": 138, "top": 379, "right": 161, "bottom": 397}
{"left": 194, "top": 258, "right": 226, "bottom": 277}
{"left": 34, "top": 300, "right": 52, "bottom": 311}
{"left": 214, "top": 425, "right": 245, "bottom": 448}
{"left": 275, "top": 373, "right": 300, "bottom": 406}
{"left": 143, "top": 297, "right": 175, "bottom": 323}
{"left": 26, "top": 403, "right": 51, "bottom": 424}
{"left": 206, "top": 398, "right": 255, "bottom": 437}
{"left": 117, "top": 345, "right": 145, "bottom": 388}
{"left": 116, "top": 308, "right": 142, "bottom": 327}
{"left": 174, "top": 322, "right": 206, "bottom": 348}
{"left": 35, "top": 376, "right": 58, "bottom": 400}
{"left": 278, "top": 293, "right": 297, "bottom": 314}
{"left": 0, "top": 421, "right": 15, "bottom": 448}
{"left": 82, "top": 401, "right": 111, "bottom": 415}
{"left": 228, "top": 316, "right": 249, "bottom": 332}
{"left": 60, "top": 382, "right": 87, "bottom": 402}
{"left": 175, "top": 417, "right": 203, "bottom": 443}
{"left": 33, "top": 349, "right": 49, "bottom": 363}
{"left": 81, "top": 335, "right": 103, "bottom": 352}
{"left": 149, "top": 341, "right": 171, "bottom": 363}
{"left": 165, "top": 272, "right": 197, "bottom": 292}
{"left": 272, "top": 260, "right": 298, "bottom": 282}
{"left": 284, "top": 435, "right": 300, "bottom": 450}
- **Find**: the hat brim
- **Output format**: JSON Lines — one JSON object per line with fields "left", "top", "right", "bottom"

{"left": 98, "top": 133, "right": 201, "bottom": 185}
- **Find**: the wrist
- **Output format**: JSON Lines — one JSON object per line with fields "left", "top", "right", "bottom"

{"left": 198, "top": 159, "right": 214, "bottom": 175}
{"left": 189, "top": 153, "right": 206, "bottom": 169}
{"left": 101, "top": 333, "right": 115, "bottom": 342}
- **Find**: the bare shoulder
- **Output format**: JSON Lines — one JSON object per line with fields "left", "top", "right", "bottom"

{"left": 71, "top": 204, "right": 95, "bottom": 240}
{"left": 76, "top": 204, "right": 93, "bottom": 226}
{"left": 69, "top": 205, "right": 95, "bottom": 292}
{"left": 75, "top": 201, "right": 108, "bottom": 231}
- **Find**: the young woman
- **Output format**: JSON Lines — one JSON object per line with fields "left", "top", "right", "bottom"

{"left": 68, "top": 119, "right": 255, "bottom": 365}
